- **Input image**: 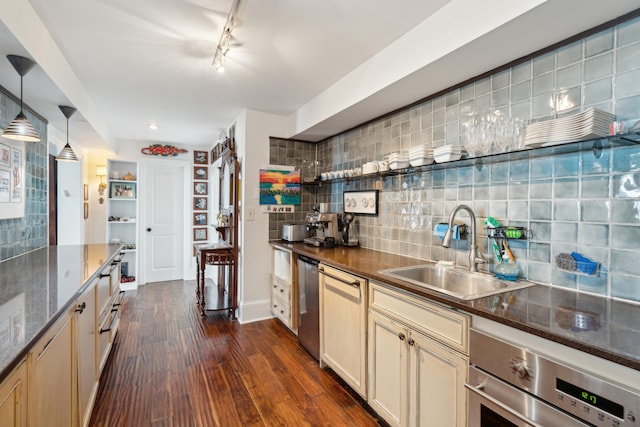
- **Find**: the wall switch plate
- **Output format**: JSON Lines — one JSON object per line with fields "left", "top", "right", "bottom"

{"left": 247, "top": 207, "right": 255, "bottom": 221}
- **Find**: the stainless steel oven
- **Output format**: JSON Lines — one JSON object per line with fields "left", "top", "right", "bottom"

{"left": 467, "top": 329, "right": 640, "bottom": 427}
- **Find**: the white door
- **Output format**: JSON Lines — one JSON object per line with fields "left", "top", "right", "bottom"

{"left": 142, "top": 161, "right": 185, "bottom": 283}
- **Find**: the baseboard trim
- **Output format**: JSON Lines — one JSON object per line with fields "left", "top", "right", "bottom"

{"left": 238, "top": 298, "right": 273, "bottom": 324}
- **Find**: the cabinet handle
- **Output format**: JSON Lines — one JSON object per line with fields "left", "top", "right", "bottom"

{"left": 100, "top": 309, "right": 119, "bottom": 334}
{"left": 398, "top": 333, "right": 406, "bottom": 341}
{"left": 318, "top": 269, "right": 360, "bottom": 288}
{"left": 76, "top": 302, "right": 86, "bottom": 314}
{"left": 408, "top": 338, "right": 415, "bottom": 346}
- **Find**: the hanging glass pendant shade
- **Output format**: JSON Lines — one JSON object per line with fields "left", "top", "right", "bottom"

{"left": 55, "top": 105, "right": 79, "bottom": 162}
{"left": 3, "top": 55, "right": 40, "bottom": 142}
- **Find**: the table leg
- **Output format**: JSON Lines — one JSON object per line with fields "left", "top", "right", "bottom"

{"left": 195, "top": 256, "right": 201, "bottom": 301}
{"left": 198, "top": 256, "right": 206, "bottom": 317}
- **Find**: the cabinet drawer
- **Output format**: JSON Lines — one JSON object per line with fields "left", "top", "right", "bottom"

{"left": 271, "top": 297, "right": 292, "bottom": 327}
{"left": 369, "top": 281, "right": 469, "bottom": 354}
{"left": 271, "top": 275, "right": 292, "bottom": 304}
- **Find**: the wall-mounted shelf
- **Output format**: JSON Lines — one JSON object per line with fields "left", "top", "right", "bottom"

{"left": 485, "top": 227, "right": 531, "bottom": 240}
{"left": 107, "top": 160, "right": 139, "bottom": 290}
{"left": 302, "top": 131, "right": 640, "bottom": 186}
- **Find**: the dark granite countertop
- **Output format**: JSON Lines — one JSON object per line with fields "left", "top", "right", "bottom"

{"left": 0, "top": 244, "right": 123, "bottom": 382}
{"left": 272, "top": 241, "right": 640, "bottom": 371}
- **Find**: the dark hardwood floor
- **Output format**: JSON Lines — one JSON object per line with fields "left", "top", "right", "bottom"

{"left": 89, "top": 280, "right": 381, "bottom": 427}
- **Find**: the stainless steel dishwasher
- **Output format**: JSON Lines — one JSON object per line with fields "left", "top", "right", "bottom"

{"left": 297, "top": 255, "right": 320, "bottom": 360}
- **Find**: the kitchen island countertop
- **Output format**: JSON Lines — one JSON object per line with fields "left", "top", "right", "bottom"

{"left": 0, "top": 243, "right": 123, "bottom": 382}
{"left": 272, "top": 241, "right": 640, "bottom": 371}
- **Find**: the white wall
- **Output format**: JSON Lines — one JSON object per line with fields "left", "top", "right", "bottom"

{"left": 233, "top": 110, "right": 292, "bottom": 323}
{"left": 56, "top": 158, "right": 84, "bottom": 244}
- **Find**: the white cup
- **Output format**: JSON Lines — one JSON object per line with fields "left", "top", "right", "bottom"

{"left": 321, "top": 172, "right": 329, "bottom": 181}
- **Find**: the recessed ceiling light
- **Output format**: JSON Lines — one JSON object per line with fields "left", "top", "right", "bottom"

{"left": 148, "top": 123, "right": 159, "bottom": 130}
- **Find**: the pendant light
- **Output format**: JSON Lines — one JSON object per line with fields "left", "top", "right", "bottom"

{"left": 3, "top": 55, "right": 40, "bottom": 142}
{"left": 55, "top": 106, "right": 79, "bottom": 162}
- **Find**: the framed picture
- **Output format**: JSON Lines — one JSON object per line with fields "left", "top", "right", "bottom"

{"left": 84, "top": 202, "right": 89, "bottom": 219}
{"left": 110, "top": 182, "right": 136, "bottom": 199}
{"left": 194, "top": 181, "right": 208, "bottom": 196}
{"left": 194, "top": 166, "right": 208, "bottom": 180}
{"left": 193, "top": 197, "right": 208, "bottom": 210}
{"left": 193, "top": 212, "right": 208, "bottom": 226}
{"left": 193, "top": 228, "right": 208, "bottom": 241}
{"left": 84, "top": 184, "right": 89, "bottom": 201}
{"left": 194, "top": 150, "right": 208, "bottom": 164}
{"left": 0, "top": 143, "right": 10, "bottom": 168}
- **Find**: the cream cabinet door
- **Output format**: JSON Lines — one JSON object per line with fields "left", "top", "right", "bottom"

{"left": 77, "top": 284, "right": 98, "bottom": 427}
{"left": 368, "top": 311, "right": 408, "bottom": 427}
{"left": 0, "top": 361, "right": 27, "bottom": 427}
{"left": 319, "top": 264, "right": 367, "bottom": 398}
{"left": 409, "top": 330, "right": 468, "bottom": 427}
{"left": 29, "top": 312, "right": 74, "bottom": 427}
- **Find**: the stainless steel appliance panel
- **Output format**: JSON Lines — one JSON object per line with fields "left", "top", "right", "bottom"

{"left": 282, "top": 224, "right": 307, "bottom": 242}
{"left": 297, "top": 255, "right": 320, "bottom": 360}
{"left": 467, "top": 366, "right": 589, "bottom": 427}
{"left": 468, "top": 329, "right": 640, "bottom": 427}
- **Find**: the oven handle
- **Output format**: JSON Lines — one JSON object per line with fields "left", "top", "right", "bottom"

{"left": 465, "top": 382, "right": 544, "bottom": 427}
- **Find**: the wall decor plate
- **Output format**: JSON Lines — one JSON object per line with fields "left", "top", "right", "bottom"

{"left": 343, "top": 190, "right": 378, "bottom": 215}
{"left": 141, "top": 144, "right": 188, "bottom": 157}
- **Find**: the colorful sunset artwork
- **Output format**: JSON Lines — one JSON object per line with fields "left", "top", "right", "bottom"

{"left": 259, "top": 169, "right": 301, "bottom": 205}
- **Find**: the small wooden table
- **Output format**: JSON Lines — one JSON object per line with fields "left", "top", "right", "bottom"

{"left": 194, "top": 242, "right": 236, "bottom": 319}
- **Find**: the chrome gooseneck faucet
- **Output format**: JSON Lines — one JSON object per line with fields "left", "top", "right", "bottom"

{"left": 442, "top": 204, "right": 485, "bottom": 272}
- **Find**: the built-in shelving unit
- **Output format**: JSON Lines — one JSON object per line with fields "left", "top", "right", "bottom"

{"left": 303, "top": 131, "right": 640, "bottom": 186}
{"left": 107, "top": 160, "right": 139, "bottom": 290}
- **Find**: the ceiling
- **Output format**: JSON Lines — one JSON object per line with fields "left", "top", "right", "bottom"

{"left": 1, "top": 1, "right": 639, "bottom": 154}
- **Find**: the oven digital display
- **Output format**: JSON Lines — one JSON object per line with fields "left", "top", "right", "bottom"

{"left": 556, "top": 378, "right": 624, "bottom": 418}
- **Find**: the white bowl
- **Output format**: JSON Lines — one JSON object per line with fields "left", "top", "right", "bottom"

{"left": 409, "top": 157, "right": 435, "bottom": 167}
{"left": 389, "top": 160, "right": 411, "bottom": 170}
{"left": 434, "top": 152, "right": 462, "bottom": 163}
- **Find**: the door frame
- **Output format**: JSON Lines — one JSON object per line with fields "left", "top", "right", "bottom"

{"left": 138, "top": 157, "right": 191, "bottom": 284}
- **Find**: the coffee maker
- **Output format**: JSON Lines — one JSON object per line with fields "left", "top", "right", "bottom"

{"left": 342, "top": 212, "right": 359, "bottom": 247}
{"left": 304, "top": 212, "right": 341, "bottom": 247}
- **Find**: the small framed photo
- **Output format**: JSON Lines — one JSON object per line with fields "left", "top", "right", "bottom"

{"left": 193, "top": 197, "right": 208, "bottom": 210}
{"left": 194, "top": 166, "right": 208, "bottom": 180}
{"left": 0, "top": 143, "right": 10, "bottom": 168}
{"left": 194, "top": 150, "right": 208, "bottom": 164}
{"left": 84, "top": 202, "right": 89, "bottom": 219}
{"left": 110, "top": 182, "right": 136, "bottom": 199}
{"left": 194, "top": 182, "right": 208, "bottom": 196}
{"left": 193, "top": 212, "right": 208, "bottom": 226}
{"left": 193, "top": 228, "right": 208, "bottom": 241}
{"left": 84, "top": 184, "right": 89, "bottom": 201}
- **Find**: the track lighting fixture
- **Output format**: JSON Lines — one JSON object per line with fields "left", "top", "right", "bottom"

{"left": 212, "top": 0, "right": 240, "bottom": 73}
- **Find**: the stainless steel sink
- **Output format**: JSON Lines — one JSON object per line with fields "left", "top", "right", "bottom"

{"left": 378, "top": 264, "right": 537, "bottom": 300}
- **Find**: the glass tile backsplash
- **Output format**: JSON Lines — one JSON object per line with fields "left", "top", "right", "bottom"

{"left": 0, "top": 93, "right": 48, "bottom": 261}
{"left": 270, "top": 14, "right": 640, "bottom": 303}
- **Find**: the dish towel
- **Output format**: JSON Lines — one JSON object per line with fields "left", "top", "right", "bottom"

{"left": 433, "top": 223, "right": 462, "bottom": 240}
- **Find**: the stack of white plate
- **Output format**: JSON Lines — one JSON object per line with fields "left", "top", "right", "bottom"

{"left": 408, "top": 144, "right": 434, "bottom": 167}
{"left": 524, "top": 107, "right": 615, "bottom": 148}
{"left": 387, "top": 150, "right": 410, "bottom": 170}
{"left": 434, "top": 145, "right": 464, "bottom": 163}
